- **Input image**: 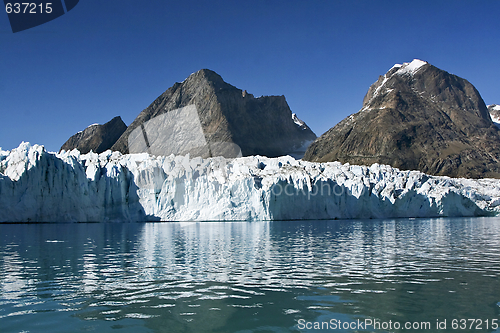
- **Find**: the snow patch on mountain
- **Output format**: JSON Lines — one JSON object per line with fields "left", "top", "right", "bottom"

{"left": 395, "top": 59, "right": 428, "bottom": 76}
{"left": 488, "top": 104, "right": 500, "bottom": 127}
{"left": 75, "top": 123, "right": 100, "bottom": 135}
{"left": 390, "top": 63, "right": 403, "bottom": 71}
{"left": 491, "top": 115, "right": 500, "bottom": 127}
{"left": 0, "top": 143, "right": 499, "bottom": 222}
{"left": 292, "top": 113, "right": 306, "bottom": 128}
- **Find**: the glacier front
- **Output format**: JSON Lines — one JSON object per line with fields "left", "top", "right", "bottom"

{"left": 0, "top": 142, "right": 499, "bottom": 222}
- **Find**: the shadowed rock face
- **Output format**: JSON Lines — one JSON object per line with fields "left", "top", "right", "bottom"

{"left": 111, "top": 69, "right": 316, "bottom": 158}
{"left": 60, "top": 116, "right": 127, "bottom": 154}
{"left": 304, "top": 60, "right": 500, "bottom": 179}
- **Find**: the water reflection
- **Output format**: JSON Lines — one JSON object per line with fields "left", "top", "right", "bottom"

{"left": 0, "top": 218, "right": 499, "bottom": 332}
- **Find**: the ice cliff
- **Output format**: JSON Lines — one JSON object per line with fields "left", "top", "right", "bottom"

{"left": 1, "top": 142, "right": 499, "bottom": 222}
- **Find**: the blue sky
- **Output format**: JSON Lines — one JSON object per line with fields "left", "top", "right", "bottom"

{"left": 1, "top": 0, "right": 499, "bottom": 152}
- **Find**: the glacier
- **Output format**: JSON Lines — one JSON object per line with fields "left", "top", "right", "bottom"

{"left": 0, "top": 142, "right": 499, "bottom": 222}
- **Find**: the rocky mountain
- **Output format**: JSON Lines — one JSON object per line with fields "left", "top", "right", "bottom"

{"left": 489, "top": 104, "right": 500, "bottom": 127}
{"left": 304, "top": 59, "right": 500, "bottom": 179}
{"left": 111, "top": 69, "right": 316, "bottom": 158}
{"left": 60, "top": 116, "right": 127, "bottom": 154}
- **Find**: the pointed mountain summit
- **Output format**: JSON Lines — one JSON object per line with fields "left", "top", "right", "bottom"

{"left": 111, "top": 69, "right": 316, "bottom": 158}
{"left": 60, "top": 116, "right": 127, "bottom": 154}
{"left": 304, "top": 59, "right": 500, "bottom": 178}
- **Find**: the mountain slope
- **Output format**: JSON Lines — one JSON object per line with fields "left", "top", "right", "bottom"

{"left": 111, "top": 69, "right": 316, "bottom": 158}
{"left": 60, "top": 116, "right": 127, "bottom": 154}
{"left": 304, "top": 60, "right": 500, "bottom": 179}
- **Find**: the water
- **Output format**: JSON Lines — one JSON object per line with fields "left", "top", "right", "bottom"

{"left": 1, "top": 218, "right": 499, "bottom": 333}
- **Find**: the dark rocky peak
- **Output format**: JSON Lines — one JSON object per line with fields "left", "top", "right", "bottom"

{"left": 362, "top": 59, "right": 491, "bottom": 133}
{"left": 170, "top": 69, "right": 239, "bottom": 100}
{"left": 188, "top": 68, "right": 235, "bottom": 90}
{"left": 111, "top": 69, "right": 316, "bottom": 158}
{"left": 304, "top": 60, "right": 500, "bottom": 179}
{"left": 60, "top": 116, "right": 127, "bottom": 154}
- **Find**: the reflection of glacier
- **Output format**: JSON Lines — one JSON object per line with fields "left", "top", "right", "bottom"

{"left": 0, "top": 251, "right": 35, "bottom": 300}
{"left": 1, "top": 219, "right": 500, "bottom": 330}
{"left": 0, "top": 142, "right": 500, "bottom": 222}
{"left": 128, "top": 105, "right": 242, "bottom": 158}
{"left": 136, "top": 223, "right": 272, "bottom": 283}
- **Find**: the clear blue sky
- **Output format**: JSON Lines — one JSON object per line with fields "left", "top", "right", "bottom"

{"left": 1, "top": 0, "right": 499, "bottom": 152}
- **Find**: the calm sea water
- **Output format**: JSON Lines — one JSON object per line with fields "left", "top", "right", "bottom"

{"left": 1, "top": 218, "right": 499, "bottom": 333}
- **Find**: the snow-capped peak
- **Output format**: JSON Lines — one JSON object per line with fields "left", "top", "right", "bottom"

{"left": 87, "top": 123, "right": 99, "bottom": 128}
{"left": 363, "top": 59, "right": 429, "bottom": 111}
{"left": 395, "top": 59, "right": 428, "bottom": 76}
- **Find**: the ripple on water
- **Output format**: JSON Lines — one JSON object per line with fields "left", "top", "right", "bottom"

{"left": 0, "top": 218, "right": 499, "bottom": 332}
